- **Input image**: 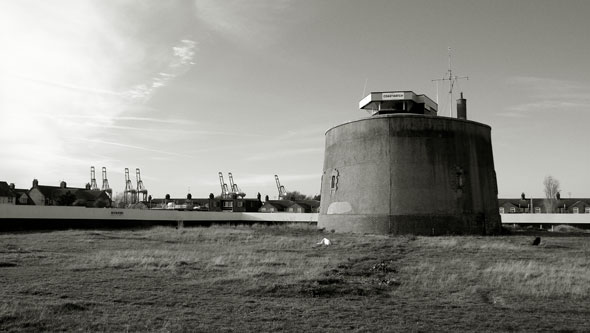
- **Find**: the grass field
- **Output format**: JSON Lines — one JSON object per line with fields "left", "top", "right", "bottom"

{"left": 1, "top": 225, "right": 590, "bottom": 332}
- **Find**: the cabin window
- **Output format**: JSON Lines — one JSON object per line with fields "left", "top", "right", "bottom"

{"left": 237, "top": 201, "right": 243, "bottom": 207}
{"left": 331, "top": 176, "right": 336, "bottom": 189}
{"left": 535, "top": 207, "right": 541, "bottom": 213}
{"left": 288, "top": 208, "right": 293, "bottom": 212}
{"left": 297, "top": 207, "right": 303, "bottom": 213}
{"left": 223, "top": 201, "right": 233, "bottom": 208}
{"left": 585, "top": 208, "right": 590, "bottom": 214}
{"left": 499, "top": 207, "right": 505, "bottom": 214}
{"left": 260, "top": 207, "right": 266, "bottom": 212}
{"left": 573, "top": 207, "right": 579, "bottom": 214}
{"left": 509, "top": 207, "right": 516, "bottom": 213}
{"left": 269, "top": 208, "right": 275, "bottom": 212}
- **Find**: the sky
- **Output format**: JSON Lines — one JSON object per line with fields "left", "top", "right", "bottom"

{"left": 1, "top": 0, "right": 590, "bottom": 200}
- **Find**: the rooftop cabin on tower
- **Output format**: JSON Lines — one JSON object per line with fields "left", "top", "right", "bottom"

{"left": 359, "top": 91, "right": 438, "bottom": 116}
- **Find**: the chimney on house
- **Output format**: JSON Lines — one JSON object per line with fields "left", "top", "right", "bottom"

{"left": 60, "top": 181, "right": 67, "bottom": 188}
{"left": 32, "top": 179, "right": 39, "bottom": 188}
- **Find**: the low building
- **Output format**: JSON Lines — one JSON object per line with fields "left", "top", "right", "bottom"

{"left": 26, "top": 179, "right": 111, "bottom": 207}
{"left": 0, "top": 182, "right": 17, "bottom": 205}
{"left": 294, "top": 200, "right": 321, "bottom": 213}
{"left": 259, "top": 200, "right": 294, "bottom": 212}
{"left": 499, "top": 197, "right": 590, "bottom": 214}
{"left": 150, "top": 196, "right": 262, "bottom": 212}
{"left": 258, "top": 200, "right": 320, "bottom": 213}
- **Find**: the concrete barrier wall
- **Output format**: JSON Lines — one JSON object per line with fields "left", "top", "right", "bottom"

{"left": 0, "top": 205, "right": 318, "bottom": 223}
{"left": 501, "top": 213, "right": 590, "bottom": 224}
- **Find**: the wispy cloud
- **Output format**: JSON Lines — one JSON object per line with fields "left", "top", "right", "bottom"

{"left": 194, "top": 0, "right": 292, "bottom": 49}
{"left": 502, "top": 76, "right": 590, "bottom": 115}
{"left": 71, "top": 138, "right": 194, "bottom": 158}
{"left": 125, "top": 39, "right": 197, "bottom": 102}
{"left": 244, "top": 148, "right": 323, "bottom": 162}
{"left": 41, "top": 114, "right": 197, "bottom": 125}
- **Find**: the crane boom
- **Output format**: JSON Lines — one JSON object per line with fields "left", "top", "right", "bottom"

{"left": 136, "top": 168, "right": 148, "bottom": 202}
{"left": 90, "top": 166, "right": 99, "bottom": 190}
{"left": 101, "top": 167, "right": 112, "bottom": 198}
{"left": 124, "top": 168, "right": 137, "bottom": 205}
{"left": 228, "top": 172, "right": 245, "bottom": 198}
{"left": 275, "top": 175, "right": 287, "bottom": 200}
{"left": 218, "top": 172, "right": 230, "bottom": 198}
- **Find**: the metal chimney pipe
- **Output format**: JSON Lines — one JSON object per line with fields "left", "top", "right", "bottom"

{"left": 457, "top": 92, "right": 467, "bottom": 120}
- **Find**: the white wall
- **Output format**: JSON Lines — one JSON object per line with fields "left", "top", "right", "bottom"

{"left": 0, "top": 205, "right": 318, "bottom": 223}
{"left": 501, "top": 213, "right": 590, "bottom": 224}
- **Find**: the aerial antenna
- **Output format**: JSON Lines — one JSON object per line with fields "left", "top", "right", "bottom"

{"left": 361, "top": 78, "right": 368, "bottom": 98}
{"left": 432, "top": 47, "right": 468, "bottom": 117}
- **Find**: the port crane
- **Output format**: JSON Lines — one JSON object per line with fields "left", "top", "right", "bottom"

{"left": 124, "top": 168, "right": 137, "bottom": 204}
{"left": 136, "top": 168, "right": 148, "bottom": 202}
{"left": 89, "top": 166, "right": 99, "bottom": 190}
{"left": 101, "top": 167, "right": 112, "bottom": 198}
{"left": 218, "top": 172, "right": 230, "bottom": 199}
{"left": 228, "top": 172, "right": 245, "bottom": 198}
{"left": 275, "top": 175, "right": 287, "bottom": 200}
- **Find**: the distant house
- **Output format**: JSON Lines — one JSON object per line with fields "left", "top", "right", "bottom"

{"left": 499, "top": 197, "right": 590, "bottom": 214}
{"left": 14, "top": 188, "right": 33, "bottom": 205}
{"left": 0, "top": 182, "right": 17, "bottom": 205}
{"left": 150, "top": 196, "right": 262, "bottom": 212}
{"left": 258, "top": 200, "right": 320, "bottom": 213}
{"left": 259, "top": 200, "right": 295, "bottom": 213}
{"left": 26, "top": 179, "right": 111, "bottom": 207}
{"left": 567, "top": 200, "right": 590, "bottom": 214}
{"left": 294, "top": 200, "right": 321, "bottom": 213}
{"left": 74, "top": 189, "right": 112, "bottom": 208}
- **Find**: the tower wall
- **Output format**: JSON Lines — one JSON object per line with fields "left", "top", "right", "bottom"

{"left": 318, "top": 114, "right": 501, "bottom": 235}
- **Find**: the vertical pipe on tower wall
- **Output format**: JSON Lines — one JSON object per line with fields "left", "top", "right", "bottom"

{"left": 457, "top": 92, "right": 467, "bottom": 120}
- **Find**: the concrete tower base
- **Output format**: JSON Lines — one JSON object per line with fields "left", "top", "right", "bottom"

{"left": 318, "top": 114, "right": 501, "bottom": 235}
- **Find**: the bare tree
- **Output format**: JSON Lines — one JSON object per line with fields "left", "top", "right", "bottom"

{"left": 283, "top": 191, "right": 315, "bottom": 201}
{"left": 543, "top": 175, "right": 560, "bottom": 213}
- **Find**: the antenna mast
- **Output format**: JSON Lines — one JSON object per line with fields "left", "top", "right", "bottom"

{"left": 431, "top": 47, "right": 468, "bottom": 117}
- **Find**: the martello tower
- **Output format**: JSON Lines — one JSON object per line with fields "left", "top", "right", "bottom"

{"left": 317, "top": 91, "right": 501, "bottom": 235}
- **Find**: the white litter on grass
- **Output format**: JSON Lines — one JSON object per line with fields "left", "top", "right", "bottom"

{"left": 317, "top": 238, "right": 331, "bottom": 246}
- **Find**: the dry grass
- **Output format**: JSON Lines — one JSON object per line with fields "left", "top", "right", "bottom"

{"left": 1, "top": 225, "right": 590, "bottom": 331}
{"left": 552, "top": 224, "right": 590, "bottom": 233}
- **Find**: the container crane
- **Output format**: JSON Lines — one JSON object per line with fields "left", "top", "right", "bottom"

{"left": 136, "top": 168, "right": 148, "bottom": 202}
{"left": 218, "top": 172, "right": 230, "bottom": 199}
{"left": 101, "top": 167, "right": 112, "bottom": 198}
{"left": 124, "top": 168, "right": 137, "bottom": 205}
{"left": 89, "top": 166, "right": 99, "bottom": 190}
{"left": 275, "top": 175, "right": 287, "bottom": 200}
{"left": 228, "top": 172, "right": 246, "bottom": 198}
